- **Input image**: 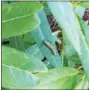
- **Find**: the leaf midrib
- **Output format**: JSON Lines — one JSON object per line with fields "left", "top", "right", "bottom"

{"left": 2, "top": 64, "right": 33, "bottom": 74}
{"left": 2, "top": 14, "right": 32, "bottom": 22}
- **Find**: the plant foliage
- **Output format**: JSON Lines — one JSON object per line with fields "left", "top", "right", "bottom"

{"left": 2, "top": 1, "right": 89, "bottom": 89}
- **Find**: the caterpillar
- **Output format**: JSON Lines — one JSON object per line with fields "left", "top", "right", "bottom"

{"left": 43, "top": 40, "right": 56, "bottom": 55}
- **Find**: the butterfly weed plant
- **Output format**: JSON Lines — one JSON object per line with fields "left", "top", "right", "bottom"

{"left": 2, "top": 1, "right": 89, "bottom": 89}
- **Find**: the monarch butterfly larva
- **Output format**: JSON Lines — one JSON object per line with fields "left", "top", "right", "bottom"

{"left": 43, "top": 40, "right": 57, "bottom": 55}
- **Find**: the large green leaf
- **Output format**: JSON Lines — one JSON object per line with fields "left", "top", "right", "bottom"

{"left": 33, "top": 67, "right": 79, "bottom": 89}
{"left": 74, "top": 6, "right": 89, "bottom": 80}
{"left": 2, "top": 64, "right": 38, "bottom": 89}
{"left": 2, "top": 2, "right": 43, "bottom": 39}
{"left": 2, "top": 46, "right": 47, "bottom": 72}
{"left": 47, "top": 2, "right": 89, "bottom": 81}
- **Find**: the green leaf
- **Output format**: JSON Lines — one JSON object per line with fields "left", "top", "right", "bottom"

{"left": 9, "top": 36, "right": 25, "bottom": 51}
{"left": 2, "top": 46, "right": 47, "bottom": 72}
{"left": 74, "top": 76, "right": 89, "bottom": 89}
{"left": 25, "top": 44, "right": 44, "bottom": 61}
{"left": 74, "top": 5, "right": 85, "bottom": 18}
{"left": 23, "top": 32, "right": 36, "bottom": 49}
{"left": 34, "top": 76, "right": 75, "bottom": 89}
{"left": 2, "top": 14, "right": 40, "bottom": 39}
{"left": 2, "top": 2, "right": 43, "bottom": 39}
{"left": 33, "top": 67, "right": 78, "bottom": 89}
{"left": 78, "top": 33, "right": 89, "bottom": 81}
{"left": 2, "top": 64, "right": 38, "bottom": 89}
{"left": 47, "top": 2, "right": 89, "bottom": 81}
{"left": 75, "top": 6, "right": 89, "bottom": 80}
{"left": 79, "top": 18, "right": 89, "bottom": 45}
{"left": 23, "top": 33, "right": 35, "bottom": 44}
{"left": 78, "top": 2, "right": 89, "bottom": 8}
{"left": 63, "top": 32, "right": 81, "bottom": 67}
{"left": 2, "top": 2, "right": 43, "bottom": 21}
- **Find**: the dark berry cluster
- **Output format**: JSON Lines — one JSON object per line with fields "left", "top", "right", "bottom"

{"left": 83, "top": 8, "right": 89, "bottom": 24}
{"left": 47, "top": 14, "right": 60, "bottom": 32}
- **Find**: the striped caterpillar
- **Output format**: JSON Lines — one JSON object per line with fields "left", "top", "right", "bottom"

{"left": 43, "top": 40, "right": 57, "bottom": 55}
